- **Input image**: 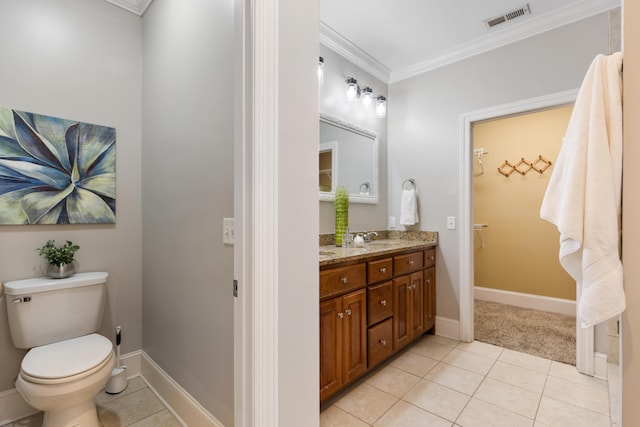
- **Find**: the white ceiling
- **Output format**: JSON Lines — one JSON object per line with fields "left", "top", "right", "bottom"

{"left": 320, "top": 0, "right": 620, "bottom": 82}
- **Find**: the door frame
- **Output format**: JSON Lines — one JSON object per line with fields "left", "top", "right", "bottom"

{"left": 458, "top": 88, "right": 596, "bottom": 375}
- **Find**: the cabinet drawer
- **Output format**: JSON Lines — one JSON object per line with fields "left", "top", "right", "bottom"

{"left": 368, "top": 318, "right": 393, "bottom": 368}
{"left": 320, "top": 264, "right": 366, "bottom": 299}
{"left": 424, "top": 248, "right": 436, "bottom": 268}
{"left": 394, "top": 251, "right": 423, "bottom": 275}
{"left": 368, "top": 258, "right": 393, "bottom": 284}
{"left": 367, "top": 281, "right": 393, "bottom": 326}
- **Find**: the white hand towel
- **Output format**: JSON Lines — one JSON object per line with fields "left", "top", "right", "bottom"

{"left": 540, "top": 52, "right": 625, "bottom": 328}
{"left": 400, "top": 189, "right": 419, "bottom": 226}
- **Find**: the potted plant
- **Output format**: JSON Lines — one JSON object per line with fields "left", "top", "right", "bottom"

{"left": 37, "top": 240, "right": 80, "bottom": 279}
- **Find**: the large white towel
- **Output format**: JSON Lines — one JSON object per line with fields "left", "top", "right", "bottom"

{"left": 540, "top": 52, "right": 625, "bottom": 328}
{"left": 400, "top": 189, "right": 419, "bottom": 225}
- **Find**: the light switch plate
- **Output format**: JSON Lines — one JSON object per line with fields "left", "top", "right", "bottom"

{"left": 223, "top": 218, "right": 235, "bottom": 245}
{"left": 446, "top": 216, "right": 456, "bottom": 230}
{"left": 388, "top": 216, "right": 396, "bottom": 228}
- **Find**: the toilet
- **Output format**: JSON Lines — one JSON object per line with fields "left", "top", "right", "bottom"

{"left": 5, "top": 272, "right": 115, "bottom": 427}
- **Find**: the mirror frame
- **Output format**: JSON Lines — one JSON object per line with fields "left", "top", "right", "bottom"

{"left": 319, "top": 112, "right": 379, "bottom": 204}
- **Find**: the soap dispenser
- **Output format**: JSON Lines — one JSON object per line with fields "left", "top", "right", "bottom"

{"left": 354, "top": 233, "right": 365, "bottom": 248}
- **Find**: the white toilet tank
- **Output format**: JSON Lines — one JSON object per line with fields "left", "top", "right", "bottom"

{"left": 5, "top": 272, "right": 109, "bottom": 349}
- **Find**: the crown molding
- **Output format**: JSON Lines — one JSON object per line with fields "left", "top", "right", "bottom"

{"left": 104, "top": 0, "right": 153, "bottom": 16}
{"left": 320, "top": 22, "right": 391, "bottom": 83}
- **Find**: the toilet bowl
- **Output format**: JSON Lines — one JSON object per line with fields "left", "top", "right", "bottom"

{"left": 15, "top": 334, "right": 115, "bottom": 427}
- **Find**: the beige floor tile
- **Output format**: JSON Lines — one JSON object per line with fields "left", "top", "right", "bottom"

{"left": 498, "top": 349, "right": 551, "bottom": 374}
{"left": 365, "top": 365, "right": 421, "bottom": 398}
{"left": 455, "top": 340, "right": 503, "bottom": 360}
{"left": 95, "top": 375, "right": 148, "bottom": 405}
{"left": 373, "top": 400, "right": 452, "bottom": 427}
{"left": 320, "top": 406, "right": 370, "bottom": 427}
{"left": 474, "top": 377, "right": 541, "bottom": 419}
{"left": 536, "top": 396, "right": 610, "bottom": 427}
{"left": 543, "top": 375, "right": 609, "bottom": 415}
{"left": 441, "top": 348, "right": 495, "bottom": 376}
{"left": 548, "top": 361, "right": 608, "bottom": 390}
{"left": 128, "top": 410, "right": 182, "bottom": 426}
{"left": 488, "top": 361, "right": 547, "bottom": 394}
{"left": 424, "top": 362, "right": 484, "bottom": 395}
{"left": 335, "top": 383, "right": 398, "bottom": 425}
{"left": 403, "top": 379, "right": 470, "bottom": 422}
{"left": 420, "top": 334, "right": 459, "bottom": 348}
{"left": 455, "top": 398, "right": 534, "bottom": 427}
{"left": 408, "top": 339, "right": 455, "bottom": 361}
{"left": 98, "top": 387, "right": 166, "bottom": 426}
{"left": 7, "top": 412, "right": 43, "bottom": 427}
{"left": 389, "top": 351, "right": 439, "bottom": 377}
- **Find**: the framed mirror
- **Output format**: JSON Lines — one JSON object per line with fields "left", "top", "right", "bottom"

{"left": 319, "top": 112, "right": 379, "bottom": 204}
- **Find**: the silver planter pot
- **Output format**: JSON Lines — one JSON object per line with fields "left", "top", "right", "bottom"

{"left": 47, "top": 263, "right": 75, "bottom": 279}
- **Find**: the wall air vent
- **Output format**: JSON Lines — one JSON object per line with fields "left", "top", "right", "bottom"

{"left": 484, "top": 4, "right": 531, "bottom": 29}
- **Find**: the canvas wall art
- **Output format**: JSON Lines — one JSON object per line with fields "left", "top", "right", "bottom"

{"left": 0, "top": 108, "right": 115, "bottom": 224}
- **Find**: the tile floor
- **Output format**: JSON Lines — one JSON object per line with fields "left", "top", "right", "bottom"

{"left": 4, "top": 376, "right": 181, "bottom": 427}
{"left": 321, "top": 335, "right": 613, "bottom": 427}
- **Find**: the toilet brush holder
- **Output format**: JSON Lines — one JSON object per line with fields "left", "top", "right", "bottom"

{"left": 105, "top": 366, "right": 128, "bottom": 394}
{"left": 105, "top": 325, "right": 128, "bottom": 394}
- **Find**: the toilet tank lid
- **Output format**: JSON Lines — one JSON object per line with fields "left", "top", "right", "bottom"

{"left": 5, "top": 272, "right": 108, "bottom": 295}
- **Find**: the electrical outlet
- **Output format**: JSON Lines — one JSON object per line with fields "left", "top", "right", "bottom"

{"left": 388, "top": 216, "right": 396, "bottom": 228}
{"left": 223, "top": 218, "right": 235, "bottom": 245}
{"left": 447, "top": 216, "right": 456, "bottom": 230}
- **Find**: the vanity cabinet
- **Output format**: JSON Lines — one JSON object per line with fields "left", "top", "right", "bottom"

{"left": 320, "top": 244, "right": 436, "bottom": 402}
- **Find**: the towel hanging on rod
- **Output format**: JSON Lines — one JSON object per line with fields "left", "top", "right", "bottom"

{"left": 402, "top": 178, "right": 415, "bottom": 190}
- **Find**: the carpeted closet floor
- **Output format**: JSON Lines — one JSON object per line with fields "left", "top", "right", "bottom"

{"left": 474, "top": 299, "right": 576, "bottom": 365}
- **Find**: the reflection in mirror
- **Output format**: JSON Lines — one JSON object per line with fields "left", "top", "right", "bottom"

{"left": 319, "top": 112, "right": 378, "bottom": 204}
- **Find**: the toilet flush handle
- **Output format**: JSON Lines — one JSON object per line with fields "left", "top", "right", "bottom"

{"left": 12, "top": 296, "right": 31, "bottom": 303}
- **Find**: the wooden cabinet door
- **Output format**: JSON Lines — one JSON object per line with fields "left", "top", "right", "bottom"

{"left": 342, "top": 289, "right": 367, "bottom": 384}
{"left": 393, "top": 275, "right": 410, "bottom": 350}
{"left": 424, "top": 266, "right": 436, "bottom": 332}
{"left": 409, "top": 270, "right": 424, "bottom": 338}
{"left": 320, "top": 297, "right": 342, "bottom": 401}
{"left": 368, "top": 281, "right": 393, "bottom": 326}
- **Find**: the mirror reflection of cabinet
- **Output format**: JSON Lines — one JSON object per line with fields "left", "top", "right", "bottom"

{"left": 319, "top": 113, "right": 378, "bottom": 204}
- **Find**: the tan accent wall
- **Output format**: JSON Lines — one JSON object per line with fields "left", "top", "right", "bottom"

{"left": 473, "top": 106, "right": 576, "bottom": 300}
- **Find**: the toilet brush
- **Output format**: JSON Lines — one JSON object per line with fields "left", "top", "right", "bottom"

{"left": 105, "top": 326, "right": 128, "bottom": 394}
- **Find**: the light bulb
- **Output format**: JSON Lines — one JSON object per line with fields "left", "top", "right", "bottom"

{"left": 376, "top": 95, "right": 387, "bottom": 118}
{"left": 318, "top": 57, "right": 324, "bottom": 85}
{"left": 346, "top": 78, "right": 358, "bottom": 102}
{"left": 361, "top": 87, "right": 373, "bottom": 108}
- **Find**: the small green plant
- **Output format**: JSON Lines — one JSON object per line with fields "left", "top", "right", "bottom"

{"left": 37, "top": 240, "right": 80, "bottom": 266}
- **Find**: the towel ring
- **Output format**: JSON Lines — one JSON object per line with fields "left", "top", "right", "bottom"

{"left": 402, "top": 178, "right": 415, "bottom": 190}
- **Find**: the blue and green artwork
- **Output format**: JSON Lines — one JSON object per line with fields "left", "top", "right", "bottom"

{"left": 0, "top": 108, "right": 115, "bottom": 224}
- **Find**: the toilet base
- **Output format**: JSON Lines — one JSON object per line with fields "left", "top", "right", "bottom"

{"left": 43, "top": 400, "right": 100, "bottom": 427}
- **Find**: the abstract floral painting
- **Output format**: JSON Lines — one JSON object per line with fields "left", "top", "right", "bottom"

{"left": 0, "top": 108, "right": 115, "bottom": 224}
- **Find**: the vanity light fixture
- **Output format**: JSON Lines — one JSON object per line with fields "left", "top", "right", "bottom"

{"left": 361, "top": 87, "right": 373, "bottom": 108}
{"left": 346, "top": 77, "right": 359, "bottom": 102}
{"left": 318, "top": 56, "right": 324, "bottom": 85}
{"left": 375, "top": 96, "right": 387, "bottom": 118}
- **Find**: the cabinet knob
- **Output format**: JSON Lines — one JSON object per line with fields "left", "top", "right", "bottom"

{"left": 338, "top": 312, "right": 344, "bottom": 319}
{"left": 380, "top": 300, "right": 387, "bottom": 306}
{"left": 408, "top": 260, "right": 414, "bottom": 265}
{"left": 380, "top": 267, "right": 386, "bottom": 273}
{"left": 345, "top": 309, "right": 352, "bottom": 316}
{"left": 428, "top": 255, "right": 435, "bottom": 260}
{"left": 425, "top": 278, "right": 431, "bottom": 284}
{"left": 341, "top": 276, "right": 348, "bottom": 284}
{"left": 379, "top": 339, "right": 387, "bottom": 347}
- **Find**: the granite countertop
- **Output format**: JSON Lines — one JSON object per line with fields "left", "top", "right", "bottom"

{"left": 319, "top": 238, "right": 437, "bottom": 267}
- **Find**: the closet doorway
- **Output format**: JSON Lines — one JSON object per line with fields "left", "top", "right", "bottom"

{"left": 472, "top": 105, "right": 576, "bottom": 364}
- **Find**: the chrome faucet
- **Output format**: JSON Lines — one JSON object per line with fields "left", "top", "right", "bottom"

{"left": 363, "top": 231, "right": 378, "bottom": 243}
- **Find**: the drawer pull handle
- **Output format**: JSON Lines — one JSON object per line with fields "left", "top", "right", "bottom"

{"left": 338, "top": 312, "right": 344, "bottom": 319}
{"left": 380, "top": 300, "right": 387, "bottom": 306}
{"left": 379, "top": 339, "right": 387, "bottom": 347}
{"left": 408, "top": 260, "right": 414, "bottom": 265}
{"left": 345, "top": 309, "right": 352, "bottom": 316}
{"left": 428, "top": 255, "right": 435, "bottom": 260}
{"left": 341, "top": 277, "right": 348, "bottom": 284}
{"left": 380, "top": 267, "right": 386, "bottom": 273}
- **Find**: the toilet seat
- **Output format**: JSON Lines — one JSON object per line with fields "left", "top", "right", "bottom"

{"left": 21, "top": 334, "right": 113, "bottom": 385}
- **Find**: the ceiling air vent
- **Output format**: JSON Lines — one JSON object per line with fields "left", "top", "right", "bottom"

{"left": 484, "top": 4, "right": 531, "bottom": 29}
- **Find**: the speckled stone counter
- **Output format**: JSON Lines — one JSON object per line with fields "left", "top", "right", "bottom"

{"left": 319, "top": 237, "right": 437, "bottom": 267}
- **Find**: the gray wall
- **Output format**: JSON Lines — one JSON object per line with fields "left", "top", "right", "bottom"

{"left": 0, "top": 0, "right": 142, "bottom": 393}
{"left": 141, "top": 0, "right": 234, "bottom": 424}
{"left": 388, "top": 13, "right": 611, "bottom": 321}
{"left": 319, "top": 46, "right": 388, "bottom": 234}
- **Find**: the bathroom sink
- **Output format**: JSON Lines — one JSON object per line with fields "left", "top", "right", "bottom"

{"left": 319, "top": 250, "right": 336, "bottom": 256}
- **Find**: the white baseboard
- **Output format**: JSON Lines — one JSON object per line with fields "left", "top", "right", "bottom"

{"left": 436, "top": 316, "right": 460, "bottom": 341}
{"left": 474, "top": 286, "right": 576, "bottom": 316}
{"left": 593, "top": 352, "right": 608, "bottom": 380}
{"left": 0, "top": 388, "right": 37, "bottom": 426}
{"left": 140, "top": 351, "right": 223, "bottom": 427}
